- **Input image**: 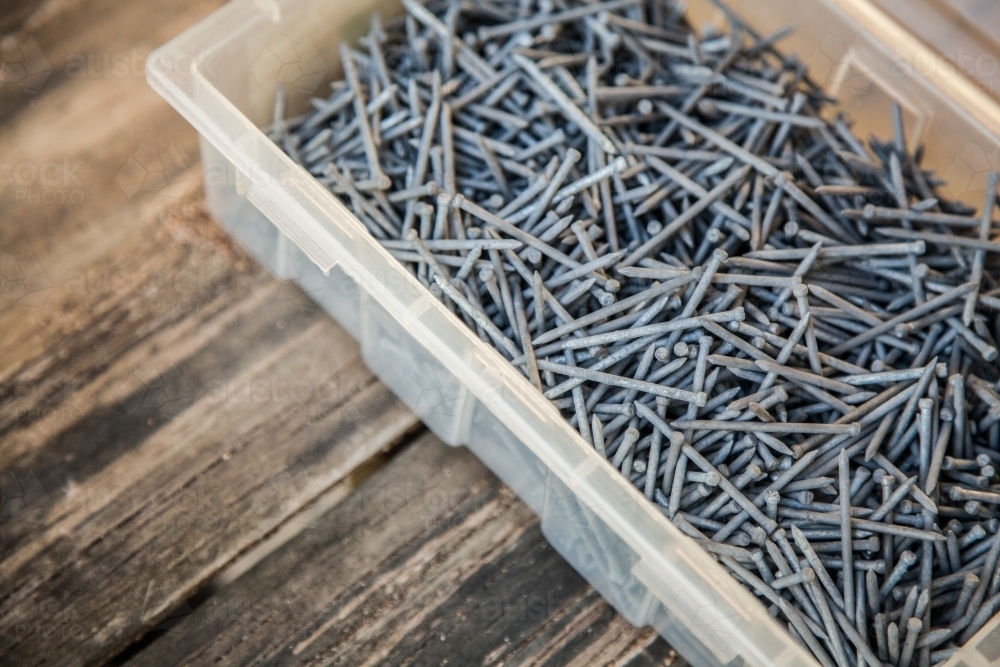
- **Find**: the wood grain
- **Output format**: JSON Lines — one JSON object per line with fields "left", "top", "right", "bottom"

{"left": 0, "top": 0, "right": 225, "bottom": 124}
{"left": 1, "top": 0, "right": 679, "bottom": 665}
{"left": 0, "top": 2, "right": 424, "bottom": 665}
{"left": 0, "top": 190, "right": 421, "bottom": 667}
{"left": 125, "top": 434, "right": 682, "bottom": 667}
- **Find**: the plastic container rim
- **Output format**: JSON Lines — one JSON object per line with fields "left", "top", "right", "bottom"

{"left": 146, "top": 1, "right": 1000, "bottom": 665}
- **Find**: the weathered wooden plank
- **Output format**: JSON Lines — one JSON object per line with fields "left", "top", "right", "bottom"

{"left": 125, "top": 435, "right": 683, "bottom": 667}
{"left": 0, "top": 0, "right": 226, "bottom": 125}
{"left": 0, "top": 18, "right": 424, "bottom": 664}
{"left": 1, "top": 1, "right": 423, "bottom": 664}
{"left": 0, "top": 135, "right": 420, "bottom": 667}
{"left": 0, "top": 286, "right": 420, "bottom": 666}
{"left": 1, "top": 3, "right": 423, "bottom": 656}
{"left": 0, "top": 0, "right": 233, "bottom": 392}
{"left": 0, "top": 1, "right": 681, "bottom": 665}
{"left": 0, "top": 0, "right": 263, "bottom": 562}
{"left": 2, "top": 191, "right": 302, "bottom": 544}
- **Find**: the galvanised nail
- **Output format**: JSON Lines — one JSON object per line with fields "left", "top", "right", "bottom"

{"left": 898, "top": 616, "right": 921, "bottom": 667}
{"left": 700, "top": 464, "right": 764, "bottom": 520}
{"left": 674, "top": 420, "right": 859, "bottom": 436}
{"left": 952, "top": 572, "right": 980, "bottom": 623}
{"left": 880, "top": 551, "right": 919, "bottom": 602}
{"left": 591, "top": 414, "right": 606, "bottom": 457}
{"left": 870, "top": 208, "right": 998, "bottom": 250}
{"left": 917, "top": 397, "right": 935, "bottom": 489}
{"left": 276, "top": 5, "right": 1000, "bottom": 660}
{"left": 887, "top": 621, "right": 900, "bottom": 664}
{"left": 667, "top": 450, "right": 689, "bottom": 519}
{"left": 339, "top": 44, "right": 391, "bottom": 190}
{"left": 433, "top": 275, "right": 520, "bottom": 359}
{"left": 406, "top": 229, "right": 451, "bottom": 281}
{"left": 954, "top": 454, "right": 993, "bottom": 471}
{"left": 806, "top": 575, "right": 852, "bottom": 667}
{"left": 512, "top": 278, "right": 542, "bottom": 391}
{"left": 771, "top": 566, "right": 815, "bottom": 590}
{"left": 898, "top": 584, "right": 919, "bottom": 635}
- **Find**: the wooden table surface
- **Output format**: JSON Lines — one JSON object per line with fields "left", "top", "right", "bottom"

{"left": 0, "top": 1, "right": 682, "bottom": 665}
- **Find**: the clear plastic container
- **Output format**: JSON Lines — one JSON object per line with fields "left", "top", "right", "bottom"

{"left": 148, "top": 1, "right": 1000, "bottom": 665}
{"left": 869, "top": 0, "right": 1000, "bottom": 104}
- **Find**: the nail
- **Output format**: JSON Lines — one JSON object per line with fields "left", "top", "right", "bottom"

{"left": 899, "top": 616, "right": 921, "bottom": 667}
{"left": 277, "top": 7, "right": 1000, "bottom": 662}
{"left": 880, "top": 551, "right": 918, "bottom": 601}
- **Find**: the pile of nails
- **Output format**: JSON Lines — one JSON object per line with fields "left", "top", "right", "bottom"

{"left": 269, "top": 0, "right": 1000, "bottom": 664}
